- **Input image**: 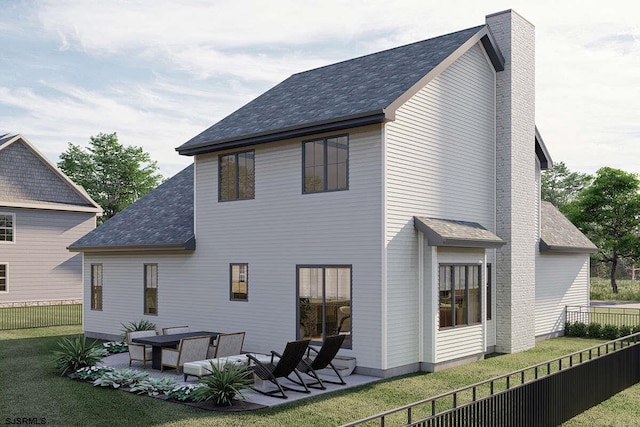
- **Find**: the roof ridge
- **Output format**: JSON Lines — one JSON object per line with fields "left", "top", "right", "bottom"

{"left": 291, "top": 25, "right": 485, "bottom": 77}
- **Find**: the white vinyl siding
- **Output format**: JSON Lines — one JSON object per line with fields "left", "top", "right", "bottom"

{"left": 83, "top": 125, "right": 384, "bottom": 370}
{"left": 0, "top": 208, "right": 95, "bottom": 304}
{"left": 384, "top": 43, "right": 496, "bottom": 368}
{"left": 535, "top": 254, "right": 590, "bottom": 337}
{"left": 84, "top": 254, "right": 195, "bottom": 334}
{"left": 193, "top": 125, "right": 383, "bottom": 368}
{"left": 196, "top": 126, "right": 382, "bottom": 368}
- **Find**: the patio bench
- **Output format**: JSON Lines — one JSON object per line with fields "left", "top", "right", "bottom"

{"left": 182, "top": 353, "right": 273, "bottom": 381}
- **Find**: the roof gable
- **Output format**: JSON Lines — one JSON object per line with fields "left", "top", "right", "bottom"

{"left": 177, "top": 25, "right": 503, "bottom": 155}
{"left": 69, "top": 164, "right": 194, "bottom": 252}
{"left": 0, "top": 134, "right": 101, "bottom": 213}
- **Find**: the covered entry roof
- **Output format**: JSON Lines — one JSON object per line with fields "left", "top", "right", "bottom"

{"left": 414, "top": 217, "right": 505, "bottom": 248}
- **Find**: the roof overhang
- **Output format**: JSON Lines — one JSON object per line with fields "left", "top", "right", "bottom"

{"left": 1, "top": 200, "right": 102, "bottom": 214}
{"left": 68, "top": 236, "right": 196, "bottom": 253}
{"left": 177, "top": 112, "right": 387, "bottom": 156}
{"left": 414, "top": 216, "right": 505, "bottom": 248}
{"left": 384, "top": 26, "right": 504, "bottom": 118}
{"left": 535, "top": 126, "right": 553, "bottom": 170}
{"left": 539, "top": 240, "right": 598, "bottom": 254}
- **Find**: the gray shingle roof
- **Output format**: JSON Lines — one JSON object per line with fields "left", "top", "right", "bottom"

{"left": 177, "top": 25, "right": 487, "bottom": 155}
{"left": 414, "top": 217, "right": 505, "bottom": 248}
{"left": 69, "top": 164, "right": 194, "bottom": 251}
{"left": 540, "top": 201, "right": 597, "bottom": 253}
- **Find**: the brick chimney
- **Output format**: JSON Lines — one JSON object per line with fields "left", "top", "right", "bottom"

{"left": 486, "top": 10, "right": 537, "bottom": 353}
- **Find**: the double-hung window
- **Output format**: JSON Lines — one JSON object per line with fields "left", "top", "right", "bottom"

{"left": 438, "top": 264, "right": 482, "bottom": 328}
{"left": 144, "top": 264, "right": 158, "bottom": 315}
{"left": 297, "top": 265, "right": 351, "bottom": 348}
{"left": 303, "top": 135, "right": 348, "bottom": 193}
{"left": 0, "top": 213, "right": 14, "bottom": 242}
{"left": 0, "top": 264, "right": 7, "bottom": 292}
{"left": 91, "top": 264, "right": 103, "bottom": 311}
{"left": 219, "top": 150, "right": 255, "bottom": 201}
{"left": 230, "top": 263, "right": 248, "bottom": 301}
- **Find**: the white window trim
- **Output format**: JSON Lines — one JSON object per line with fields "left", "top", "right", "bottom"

{"left": 0, "top": 212, "right": 15, "bottom": 244}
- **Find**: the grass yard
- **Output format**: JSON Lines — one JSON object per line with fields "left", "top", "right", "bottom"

{"left": 1, "top": 327, "right": 639, "bottom": 426}
{"left": 591, "top": 277, "right": 640, "bottom": 302}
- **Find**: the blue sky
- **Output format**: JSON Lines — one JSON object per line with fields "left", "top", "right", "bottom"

{"left": 1, "top": 0, "right": 638, "bottom": 178}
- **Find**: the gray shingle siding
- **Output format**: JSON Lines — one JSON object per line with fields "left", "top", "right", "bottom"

{"left": 0, "top": 140, "right": 92, "bottom": 207}
{"left": 177, "top": 25, "right": 485, "bottom": 154}
{"left": 69, "top": 164, "right": 194, "bottom": 250}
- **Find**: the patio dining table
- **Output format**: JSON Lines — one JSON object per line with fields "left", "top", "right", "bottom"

{"left": 132, "top": 331, "right": 219, "bottom": 370}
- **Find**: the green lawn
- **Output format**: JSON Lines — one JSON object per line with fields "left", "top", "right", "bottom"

{"left": 1, "top": 327, "right": 639, "bottom": 426}
{"left": 591, "top": 277, "right": 640, "bottom": 302}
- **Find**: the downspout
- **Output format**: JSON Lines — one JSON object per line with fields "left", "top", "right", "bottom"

{"left": 418, "top": 232, "right": 424, "bottom": 363}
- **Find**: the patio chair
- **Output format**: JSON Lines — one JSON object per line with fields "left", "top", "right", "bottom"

{"left": 126, "top": 330, "right": 157, "bottom": 368}
{"left": 246, "top": 339, "right": 311, "bottom": 399}
{"left": 162, "top": 326, "right": 190, "bottom": 335}
{"left": 293, "top": 334, "right": 347, "bottom": 389}
{"left": 207, "top": 331, "right": 245, "bottom": 359}
{"left": 161, "top": 336, "right": 210, "bottom": 373}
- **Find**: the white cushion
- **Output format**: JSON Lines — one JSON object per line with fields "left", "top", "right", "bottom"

{"left": 183, "top": 356, "right": 248, "bottom": 377}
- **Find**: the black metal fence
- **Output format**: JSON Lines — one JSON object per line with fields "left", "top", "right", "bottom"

{"left": 566, "top": 305, "right": 640, "bottom": 327}
{"left": 341, "top": 334, "right": 640, "bottom": 427}
{"left": 0, "top": 300, "right": 82, "bottom": 330}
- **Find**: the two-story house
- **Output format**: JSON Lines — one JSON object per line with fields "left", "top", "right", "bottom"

{"left": 70, "top": 10, "right": 596, "bottom": 376}
{"left": 0, "top": 133, "right": 101, "bottom": 306}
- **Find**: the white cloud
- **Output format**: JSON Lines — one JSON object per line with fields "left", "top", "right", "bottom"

{"left": 1, "top": 0, "right": 638, "bottom": 178}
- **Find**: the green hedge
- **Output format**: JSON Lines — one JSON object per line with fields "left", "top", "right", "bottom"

{"left": 565, "top": 320, "right": 640, "bottom": 339}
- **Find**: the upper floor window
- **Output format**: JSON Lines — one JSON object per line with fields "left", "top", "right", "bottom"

{"left": 303, "top": 135, "right": 348, "bottom": 193}
{"left": 439, "top": 264, "right": 482, "bottom": 329}
{"left": 230, "top": 263, "right": 248, "bottom": 301}
{"left": 0, "top": 213, "right": 15, "bottom": 242}
{"left": 219, "top": 150, "right": 255, "bottom": 201}
{"left": 144, "top": 264, "right": 158, "bottom": 315}
{"left": 0, "top": 264, "right": 7, "bottom": 292}
{"left": 91, "top": 264, "right": 103, "bottom": 311}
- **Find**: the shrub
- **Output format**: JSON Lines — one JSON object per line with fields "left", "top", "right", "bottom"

{"left": 572, "top": 322, "right": 588, "bottom": 337}
{"left": 165, "top": 384, "right": 205, "bottom": 401}
{"left": 602, "top": 324, "right": 620, "bottom": 340}
{"left": 619, "top": 325, "right": 632, "bottom": 337}
{"left": 102, "top": 341, "right": 128, "bottom": 355}
{"left": 93, "top": 368, "right": 149, "bottom": 389}
{"left": 129, "top": 377, "right": 178, "bottom": 396}
{"left": 564, "top": 321, "right": 574, "bottom": 337}
{"left": 587, "top": 322, "right": 602, "bottom": 339}
{"left": 120, "top": 320, "right": 156, "bottom": 340}
{"left": 191, "top": 361, "right": 253, "bottom": 406}
{"left": 632, "top": 325, "right": 640, "bottom": 334}
{"left": 74, "top": 366, "right": 114, "bottom": 381}
{"left": 53, "top": 336, "right": 106, "bottom": 376}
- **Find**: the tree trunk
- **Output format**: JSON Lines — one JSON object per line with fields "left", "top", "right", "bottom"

{"left": 610, "top": 250, "right": 619, "bottom": 293}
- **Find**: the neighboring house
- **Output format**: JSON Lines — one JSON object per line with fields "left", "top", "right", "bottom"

{"left": 0, "top": 134, "right": 101, "bottom": 305}
{"left": 70, "top": 10, "right": 596, "bottom": 376}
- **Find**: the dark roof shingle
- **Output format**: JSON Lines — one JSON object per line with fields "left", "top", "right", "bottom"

{"left": 69, "top": 164, "right": 194, "bottom": 251}
{"left": 177, "top": 25, "right": 486, "bottom": 154}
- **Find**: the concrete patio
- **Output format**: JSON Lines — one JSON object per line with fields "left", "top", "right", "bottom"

{"left": 99, "top": 352, "right": 381, "bottom": 409}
